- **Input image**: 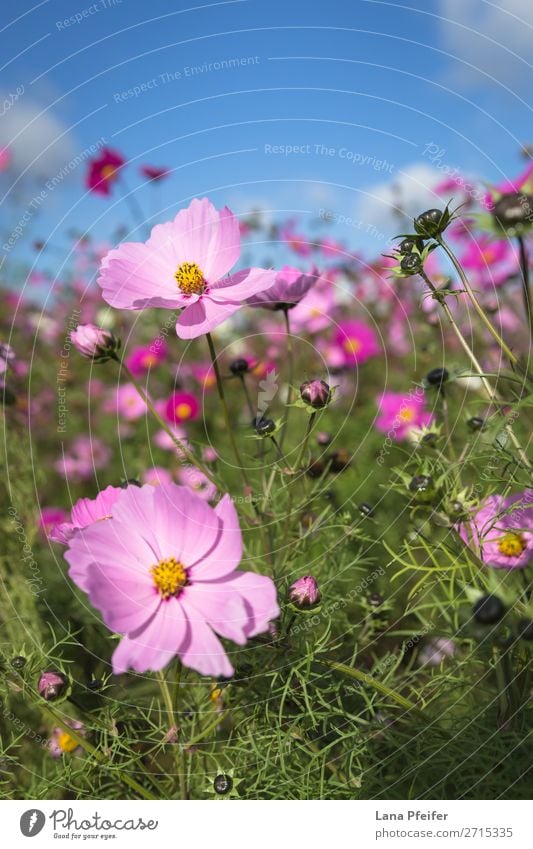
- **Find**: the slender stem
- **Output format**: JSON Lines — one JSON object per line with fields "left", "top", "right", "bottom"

{"left": 437, "top": 236, "right": 519, "bottom": 366}
{"left": 279, "top": 308, "right": 294, "bottom": 449}
{"left": 238, "top": 374, "right": 256, "bottom": 420}
{"left": 206, "top": 333, "right": 251, "bottom": 487}
{"left": 119, "top": 176, "right": 148, "bottom": 233}
{"left": 517, "top": 235, "right": 533, "bottom": 338}
{"left": 294, "top": 412, "right": 317, "bottom": 472}
{"left": 156, "top": 671, "right": 174, "bottom": 725}
{"left": 114, "top": 356, "right": 218, "bottom": 487}
{"left": 418, "top": 269, "right": 531, "bottom": 469}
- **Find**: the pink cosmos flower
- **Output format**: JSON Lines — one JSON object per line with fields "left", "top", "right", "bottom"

{"left": 49, "top": 720, "right": 85, "bottom": 758}
{"left": 49, "top": 485, "right": 122, "bottom": 547}
{"left": 54, "top": 437, "right": 111, "bottom": 481}
{"left": 86, "top": 148, "right": 125, "bottom": 196}
{"left": 280, "top": 224, "right": 312, "bottom": 257}
{"left": 0, "top": 146, "right": 12, "bottom": 172}
{"left": 64, "top": 483, "right": 279, "bottom": 676}
{"left": 459, "top": 236, "right": 518, "bottom": 289}
{"left": 97, "top": 198, "right": 277, "bottom": 339}
{"left": 153, "top": 423, "right": 189, "bottom": 455}
{"left": 111, "top": 383, "right": 148, "bottom": 421}
{"left": 140, "top": 165, "right": 170, "bottom": 182}
{"left": 459, "top": 489, "right": 533, "bottom": 569}
{"left": 335, "top": 320, "right": 381, "bottom": 366}
{"left": 289, "top": 276, "right": 338, "bottom": 333}
{"left": 246, "top": 265, "right": 317, "bottom": 310}
{"left": 177, "top": 466, "right": 217, "bottom": 501}
{"left": 164, "top": 390, "right": 200, "bottom": 425}
{"left": 375, "top": 390, "right": 434, "bottom": 441}
{"left": 142, "top": 467, "right": 173, "bottom": 487}
{"left": 126, "top": 342, "right": 167, "bottom": 376}
{"left": 40, "top": 507, "right": 69, "bottom": 539}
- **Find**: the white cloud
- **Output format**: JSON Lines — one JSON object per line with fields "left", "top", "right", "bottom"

{"left": 356, "top": 163, "right": 444, "bottom": 236}
{"left": 439, "top": 0, "right": 533, "bottom": 88}
{"left": 0, "top": 95, "right": 75, "bottom": 182}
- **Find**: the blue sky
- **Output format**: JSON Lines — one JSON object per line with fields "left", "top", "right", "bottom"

{"left": 1, "top": 0, "right": 532, "bottom": 271}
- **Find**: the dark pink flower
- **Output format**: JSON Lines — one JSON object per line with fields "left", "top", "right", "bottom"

{"left": 86, "top": 148, "right": 125, "bottom": 196}
{"left": 164, "top": 391, "right": 200, "bottom": 425}
{"left": 140, "top": 165, "right": 170, "bottom": 182}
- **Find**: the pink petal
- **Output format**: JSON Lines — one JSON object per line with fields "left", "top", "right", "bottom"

{"left": 98, "top": 241, "right": 190, "bottom": 310}
{"left": 215, "top": 571, "right": 280, "bottom": 637}
{"left": 210, "top": 267, "right": 277, "bottom": 303}
{"left": 165, "top": 198, "right": 240, "bottom": 281}
{"left": 86, "top": 562, "right": 158, "bottom": 634}
{"left": 112, "top": 600, "right": 189, "bottom": 674}
{"left": 190, "top": 494, "right": 242, "bottom": 579}
{"left": 181, "top": 588, "right": 248, "bottom": 645}
{"left": 151, "top": 484, "right": 222, "bottom": 565}
{"left": 203, "top": 205, "right": 241, "bottom": 281}
{"left": 175, "top": 297, "right": 241, "bottom": 340}
{"left": 178, "top": 615, "right": 234, "bottom": 677}
{"left": 64, "top": 521, "right": 153, "bottom": 593}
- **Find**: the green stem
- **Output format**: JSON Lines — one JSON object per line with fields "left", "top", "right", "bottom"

{"left": 187, "top": 710, "right": 227, "bottom": 746}
{"left": 206, "top": 333, "right": 251, "bottom": 488}
{"left": 437, "top": 236, "right": 519, "bottom": 366}
{"left": 318, "top": 658, "right": 429, "bottom": 721}
{"left": 294, "top": 412, "right": 316, "bottom": 472}
{"left": 115, "top": 356, "right": 218, "bottom": 487}
{"left": 279, "top": 308, "right": 294, "bottom": 449}
{"left": 517, "top": 234, "right": 533, "bottom": 339}
{"left": 238, "top": 374, "right": 256, "bottom": 420}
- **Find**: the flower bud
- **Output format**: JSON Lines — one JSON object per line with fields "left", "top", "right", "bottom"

{"left": 71, "top": 324, "right": 119, "bottom": 363}
{"left": 398, "top": 236, "right": 424, "bottom": 255}
{"left": 492, "top": 192, "right": 533, "bottom": 230}
{"left": 408, "top": 475, "right": 435, "bottom": 502}
{"left": 425, "top": 367, "right": 449, "bottom": 387}
{"left": 300, "top": 379, "right": 331, "bottom": 409}
{"left": 229, "top": 358, "right": 249, "bottom": 375}
{"left": 38, "top": 671, "right": 66, "bottom": 701}
{"left": 289, "top": 575, "right": 321, "bottom": 608}
{"left": 316, "top": 431, "right": 332, "bottom": 446}
{"left": 11, "top": 656, "right": 26, "bottom": 669}
{"left": 213, "top": 774, "right": 233, "bottom": 795}
{"left": 414, "top": 208, "right": 446, "bottom": 237}
{"left": 473, "top": 594, "right": 505, "bottom": 625}
{"left": 254, "top": 417, "right": 276, "bottom": 436}
{"left": 400, "top": 253, "right": 422, "bottom": 274}
{"left": 328, "top": 448, "right": 351, "bottom": 472}
{"left": 467, "top": 416, "right": 485, "bottom": 432}
{"left": 358, "top": 502, "right": 374, "bottom": 518}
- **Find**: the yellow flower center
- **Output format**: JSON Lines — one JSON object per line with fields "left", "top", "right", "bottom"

{"left": 343, "top": 337, "right": 361, "bottom": 354}
{"left": 101, "top": 164, "right": 117, "bottom": 181}
{"left": 399, "top": 407, "right": 415, "bottom": 423}
{"left": 58, "top": 732, "right": 78, "bottom": 753}
{"left": 175, "top": 402, "right": 192, "bottom": 420}
{"left": 141, "top": 353, "right": 158, "bottom": 368}
{"left": 175, "top": 262, "right": 206, "bottom": 295}
{"left": 497, "top": 532, "right": 526, "bottom": 557}
{"left": 151, "top": 557, "right": 187, "bottom": 598}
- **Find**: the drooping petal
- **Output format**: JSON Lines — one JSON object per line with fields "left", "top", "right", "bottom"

{"left": 112, "top": 600, "right": 189, "bottom": 674}
{"left": 190, "top": 494, "right": 242, "bottom": 579}
{"left": 178, "top": 615, "right": 234, "bottom": 677}
{"left": 175, "top": 297, "right": 242, "bottom": 340}
{"left": 215, "top": 571, "right": 280, "bottom": 637}
{"left": 181, "top": 587, "right": 248, "bottom": 645}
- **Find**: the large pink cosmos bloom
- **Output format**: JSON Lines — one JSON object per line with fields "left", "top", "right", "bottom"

{"left": 97, "top": 198, "right": 277, "bottom": 339}
{"left": 49, "top": 485, "right": 122, "bottom": 549}
{"left": 64, "top": 483, "right": 279, "bottom": 676}
{"left": 459, "top": 490, "right": 533, "bottom": 570}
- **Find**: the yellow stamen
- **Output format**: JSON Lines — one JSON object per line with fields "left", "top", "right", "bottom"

{"left": 343, "top": 337, "right": 361, "bottom": 354}
{"left": 497, "top": 532, "right": 526, "bottom": 557}
{"left": 151, "top": 557, "right": 187, "bottom": 598}
{"left": 101, "top": 164, "right": 117, "bottom": 181}
{"left": 141, "top": 353, "right": 158, "bottom": 368}
{"left": 175, "top": 402, "right": 192, "bottom": 420}
{"left": 175, "top": 262, "right": 206, "bottom": 295}
{"left": 58, "top": 732, "right": 78, "bottom": 753}
{"left": 399, "top": 407, "right": 415, "bottom": 423}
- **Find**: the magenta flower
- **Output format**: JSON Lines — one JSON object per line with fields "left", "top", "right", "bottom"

{"left": 125, "top": 342, "right": 167, "bottom": 376}
{"left": 49, "top": 485, "right": 122, "bottom": 549}
{"left": 97, "top": 198, "right": 277, "bottom": 339}
{"left": 140, "top": 165, "right": 170, "bottom": 182}
{"left": 64, "top": 483, "right": 279, "bottom": 676}
{"left": 86, "top": 147, "right": 125, "bottom": 196}
{"left": 335, "top": 320, "right": 381, "bottom": 366}
{"left": 459, "top": 236, "right": 518, "bottom": 289}
{"left": 246, "top": 265, "right": 317, "bottom": 310}
{"left": 40, "top": 507, "right": 69, "bottom": 539}
{"left": 164, "top": 390, "right": 200, "bottom": 425}
{"left": 375, "top": 391, "right": 434, "bottom": 441}
{"left": 459, "top": 489, "right": 533, "bottom": 570}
